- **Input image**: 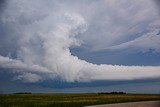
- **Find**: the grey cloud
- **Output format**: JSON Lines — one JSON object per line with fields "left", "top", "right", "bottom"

{"left": 0, "top": 0, "right": 6, "bottom": 12}
{"left": 154, "top": 0, "right": 160, "bottom": 12}
{"left": 98, "top": 26, "right": 160, "bottom": 53}
{"left": 79, "top": 0, "right": 160, "bottom": 51}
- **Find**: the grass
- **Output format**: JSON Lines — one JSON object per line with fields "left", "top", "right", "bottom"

{"left": 0, "top": 93, "right": 160, "bottom": 107}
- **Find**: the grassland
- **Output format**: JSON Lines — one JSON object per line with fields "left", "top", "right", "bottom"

{"left": 0, "top": 93, "right": 160, "bottom": 107}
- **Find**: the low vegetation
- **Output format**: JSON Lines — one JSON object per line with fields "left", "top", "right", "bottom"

{"left": 0, "top": 93, "right": 160, "bottom": 107}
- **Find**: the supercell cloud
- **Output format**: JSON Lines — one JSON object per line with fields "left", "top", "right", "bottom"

{"left": 0, "top": 0, "right": 160, "bottom": 83}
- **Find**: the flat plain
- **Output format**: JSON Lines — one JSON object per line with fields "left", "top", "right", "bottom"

{"left": 0, "top": 94, "right": 160, "bottom": 107}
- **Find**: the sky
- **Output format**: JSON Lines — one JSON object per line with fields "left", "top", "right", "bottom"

{"left": 0, "top": 0, "right": 160, "bottom": 94}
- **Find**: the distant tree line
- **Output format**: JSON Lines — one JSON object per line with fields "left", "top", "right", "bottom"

{"left": 98, "top": 91, "right": 126, "bottom": 94}
{"left": 14, "top": 92, "right": 32, "bottom": 94}
{"left": 13, "top": 91, "right": 126, "bottom": 95}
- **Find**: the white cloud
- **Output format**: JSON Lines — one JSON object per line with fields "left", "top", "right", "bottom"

{"left": 0, "top": 0, "right": 160, "bottom": 83}
{"left": 14, "top": 72, "right": 43, "bottom": 83}
{"left": 0, "top": 55, "right": 51, "bottom": 73}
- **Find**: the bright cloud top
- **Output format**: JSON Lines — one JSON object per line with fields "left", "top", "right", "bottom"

{"left": 0, "top": 0, "right": 160, "bottom": 83}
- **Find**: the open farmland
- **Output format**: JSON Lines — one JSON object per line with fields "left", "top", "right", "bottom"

{"left": 0, "top": 94, "right": 160, "bottom": 107}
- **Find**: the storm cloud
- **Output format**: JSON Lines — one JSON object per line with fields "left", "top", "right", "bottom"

{"left": 0, "top": 0, "right": 160, "bottom": 83}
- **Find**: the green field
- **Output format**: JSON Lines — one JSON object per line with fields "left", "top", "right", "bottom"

{"left": 0, "top": 93, "right": 160, "bottom": 107}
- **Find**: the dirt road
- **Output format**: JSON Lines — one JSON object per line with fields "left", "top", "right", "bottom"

{"left": 86, "top": 101, "right": 160, "bottom": 107}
